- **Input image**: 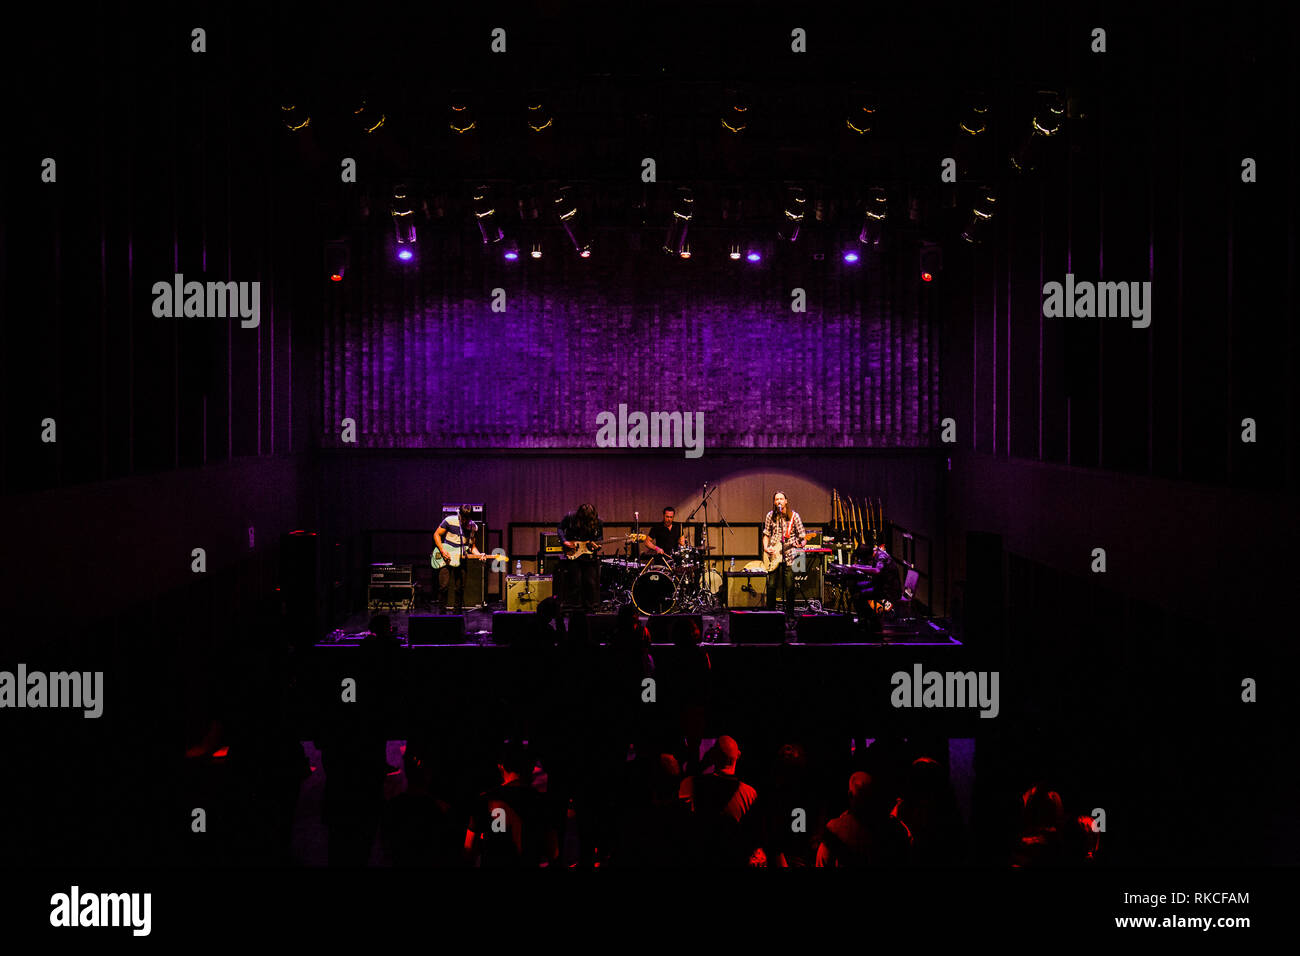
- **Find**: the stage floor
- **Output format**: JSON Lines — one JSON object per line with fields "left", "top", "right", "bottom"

{"left": 327, "top": 603, "right": 957, "bottom": 647}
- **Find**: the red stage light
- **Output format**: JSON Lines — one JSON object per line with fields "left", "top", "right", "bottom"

{"left": 330, "top": 274, "right": 343, "bottom": 282}
{"left": 922, "top": 271, "right": 933, "bottom": 282}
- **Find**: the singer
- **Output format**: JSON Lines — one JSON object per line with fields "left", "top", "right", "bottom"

{"left": 762, "top": 492, "right": 805, "bottom": 613}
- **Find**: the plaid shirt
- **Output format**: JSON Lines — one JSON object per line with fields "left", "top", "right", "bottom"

{"left": 762, "top": 510, "right": 805, "bottom": 564}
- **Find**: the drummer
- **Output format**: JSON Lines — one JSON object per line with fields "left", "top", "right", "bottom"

{"left": 644, "top": 506, "right": 688, "bottom": 560}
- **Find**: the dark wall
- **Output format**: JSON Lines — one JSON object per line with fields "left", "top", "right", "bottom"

{"left": 1, "top": 455, "right": 308, "bottom": 621}
{"left": 2, "top": 9, "right": 315, "bottom": 496}
{"left": 939, "top": 10, "right": 1297, "bottom": 623}
{"left": 940, "top": 10, "right": 1296, "bottom": 489}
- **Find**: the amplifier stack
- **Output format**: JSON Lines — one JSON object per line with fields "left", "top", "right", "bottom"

{"left": 368, "top": 563, "right": 414, "bottom": 610}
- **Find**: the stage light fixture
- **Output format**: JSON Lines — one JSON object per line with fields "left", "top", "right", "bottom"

{"left": 530, "top": 242, "right": 543, "bottom": 259}
{"left": 397, "top": 248, "right": 414, "bottom": 262}
{"left": 325, "top": 239, "right": 348, "bottom": 281}
{"left": 680, "top": 244, "right": 692, "bottom": 260}
{"left": 503, "top": 239, "right": 520, "bottom": 260}
{"left": 449, "top": 101, "right": 476, "bottom": 134}
{"left": 553, "top": 186, "right": 592, "bottom": 257}
{"left": 843, "top": 250, "right": 860, "bottom": 263}
{"left": 858, "top": 187, "right": 888, "bottom": 246}
{"left": 959, "top": 101, "right": 989, "bottom": 136}
{"left": 779, "top": 186, "right": 806, "bottom": 242}
{"left": 280, "top": 102, "right": 310, "bottom": 131}
{"left": 729, "top": 243, "right": 742, "bottom": 260}
{"left": 846, "top": 102, "right": 878, "bottom": 135}
{"left": 663, "top": 187, "right": 694, "bottom": 255}
{"left": 353, "top": 96, "right": 385, "bottom": 134}
{"left": 1010, "top": 91, "right": 1065, "bottom": 174}
{"left": 527, "top": 101, "right": 554, "bottom": 132}
{"left": 920, "top": 241, "right": 944, "bottom": 279}
{"left": 960, "top": 186, "right": 998, "bottom": 244}
{"left": 473, "top": 185, "right": 504, "bottom": 245}
{"left": 391, "top": 186, "right": 416, "bottom": 245}
{"left": 746, "top": 250, "right": 761, "bottom": 263}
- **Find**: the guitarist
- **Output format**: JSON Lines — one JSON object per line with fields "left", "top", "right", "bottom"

{"left": 434, "top": 505, "right": 484, "bottom": 613}
{"left": 762, "top": 492, "right": 805, "bottom": 614}
{"left": 557, "top": 503, "right": 604, "bottom": 610}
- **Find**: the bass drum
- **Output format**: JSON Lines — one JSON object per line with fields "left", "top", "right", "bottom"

{"left": 632, "top": 568, "right": 677, "bottom": 615}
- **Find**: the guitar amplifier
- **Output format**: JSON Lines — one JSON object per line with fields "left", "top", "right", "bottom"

{"left": 540, "top": 532, "right": 563, "bottom": 554}
{"left": 793, "top": 563, "right": 824, "bottom": 604}
{"left": 368, "top": 583, "right": 415, "bottom": 610}
{"left": 724, "top": 571, "right": 767, "bottom": 608}
{"left": 506, "top": 575, "right": 552, "bottom": 612}
{"left": 369, "top": 563, "right": 413, "bottom": 585}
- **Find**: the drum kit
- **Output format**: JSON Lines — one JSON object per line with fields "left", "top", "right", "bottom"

{"left": 601, "top": 544, "right": 723, "bottom": 615}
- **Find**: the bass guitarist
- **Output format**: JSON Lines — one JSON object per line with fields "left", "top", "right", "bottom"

{"left": 432, "top": 505, "right": 487, "bottom": 613}
{"left": 557, "top": 503, "right": 605, "bottom": 611}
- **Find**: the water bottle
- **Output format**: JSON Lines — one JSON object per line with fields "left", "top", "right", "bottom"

{"left": 515, "top": 559, "right": 522, "bottom": 576}
{"left": 730, "top": 557, "right": 736, "bottom": 572}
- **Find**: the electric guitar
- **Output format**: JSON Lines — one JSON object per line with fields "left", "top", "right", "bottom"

{"left": 430, "top": 548, "right": 511, "bottom": 571}
{"left": 760, "top": 520, "right": 805, "bottom": 572}
{"left": 562, "top": 534, "right": 647, "bottom": 558}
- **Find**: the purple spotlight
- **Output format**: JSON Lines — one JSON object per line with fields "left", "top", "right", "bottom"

{"left": 746, "top": 251, "right": 761, "bottom": 262}
{"left": 397, "top": 248, "right": 414, "bottom": 261}
{"left": 843, "top": 250, "right": 860, "bottom": 263}
{"left": 504, "top": 250, "right": 519, "bottom": 260}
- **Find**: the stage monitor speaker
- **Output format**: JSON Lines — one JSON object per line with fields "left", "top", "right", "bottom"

{"left": 506, "top": 575, "right": 553, "bottom": 612}
{"left": 408, "top": 614, "right": 467, "bottom": 645}
{"left": 491, "top": 611, "right": 549, "bottom": 647}
{"left": 646, "top": 613, "right": 704, "bottom": 644}
{"left": 728, "top": 611, "right": 787, "bottom": 644}
{"left": 725, "top": 571, "right": 767, "bottom": 608}
{"left": 796, "top": 613, "right": 854, "bottom": 644}
{"left": 575, "top": 613, "right": 619, "bottom": 645}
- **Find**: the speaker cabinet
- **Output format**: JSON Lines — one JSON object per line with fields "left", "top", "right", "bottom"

{"left": 725, "top": 571, "right": 767, "bottom": 608}
{"left": 728, "top": 611, "right": 787, "bottom": 644}
{"left": 646, "top": 613, "right": 704, "bottom": 644}
{"left": 408, "top": 614, "right": 467, "bottom": 645}
{"left": 796, "top": 613, "right": 854, "bottom": 644}
{"left": 491, "top": 611, "right": 547, "bottom": 646}
{"left": 506, "top": 575, "right": 553, "bottom": 612}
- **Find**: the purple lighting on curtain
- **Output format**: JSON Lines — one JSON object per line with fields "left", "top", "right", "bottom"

{"left": 397, "top": 248, "right": 414, "bottom": 261}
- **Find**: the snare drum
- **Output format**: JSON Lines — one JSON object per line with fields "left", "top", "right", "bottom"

{"left": 631, "top": 568, "right": 677, "bottom": 615}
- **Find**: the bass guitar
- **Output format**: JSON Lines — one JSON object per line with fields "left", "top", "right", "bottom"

{"left": 562, "top": 534, "right": 648, "bottom": 558}
{"left": 430, "top": 548, "right": 511, "bottom": 571}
